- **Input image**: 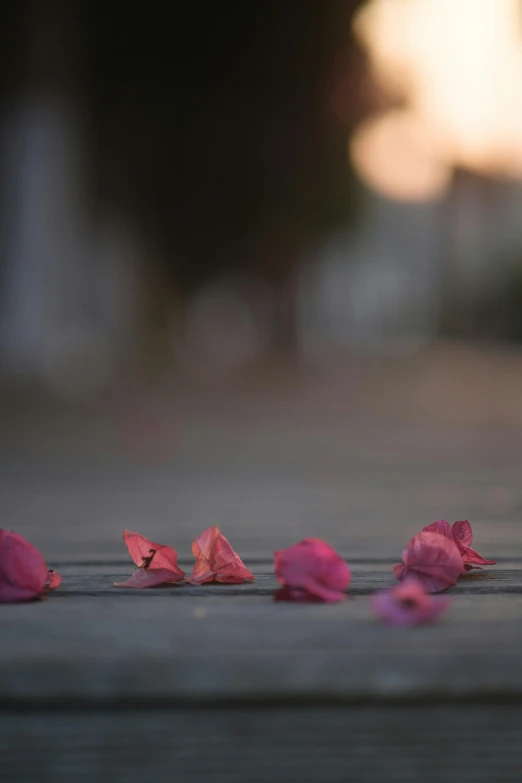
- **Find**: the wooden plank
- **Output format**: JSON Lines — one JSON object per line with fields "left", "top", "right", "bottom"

{"left": 2, "top": 352, "right": 522, "bottom": 781}
{"left": 2, "top": 705, "right": 522, "bottom": 782}
{"left": 1, "top": 383, "right": 522, "bottom": 560}
{"left": 1, "top": 470, "right": 515, "bottom": 560}
{"left": 47, "top": 564, "right": 519, "bottom": 596}
{"left": 2, "top": 588, "right": 522, "bottom": 706}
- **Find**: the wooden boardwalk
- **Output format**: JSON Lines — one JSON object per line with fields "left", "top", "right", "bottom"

{"left": 2, "top": 344, "right": 522, "bottom": 781}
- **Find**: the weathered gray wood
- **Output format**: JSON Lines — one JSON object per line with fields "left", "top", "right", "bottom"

{"left": 3, "top": 706, "right": 522, "bottom": 782}
{"left": 47, "top": 563, "right": 514, "bottom": 596}
{"left": 2, "top": 357, "right": 522, "bottom": 561}
{"left": 1, "top": 468, "right": 514, "bottom": 560}
{"left": 1, "top": 587, "right": 522, "bottom": 705}
{"left": 2, "top": 347, "right": 522, "bottom": 780}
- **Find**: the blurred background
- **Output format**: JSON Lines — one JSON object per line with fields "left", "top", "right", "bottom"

{"left": 1, "top": 0, "right": 522, "bottom": 558}
{"left": 5, "top": 0, "right": 522, "bottom": 392}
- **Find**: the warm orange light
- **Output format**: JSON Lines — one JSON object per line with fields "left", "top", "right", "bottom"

{"left": 350, "top": 110, "right": 451, "bottom": 202}
{"left": 352, "top": 0, "right": 522, "bottom": 201}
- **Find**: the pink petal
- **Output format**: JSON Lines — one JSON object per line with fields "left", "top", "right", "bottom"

{"left": 422, "top": 520, "right": 454, "bottom": 539}
{"left": 450, "top": 520, "right": 496, "bottom": 568}
{"left": 0, "top": 583, "right": 44, "bottom": 602}
{"left": 0, "top": 530, "right": 48, "bottom": 602}
{"left": 273, "top": 538, "right": 350, "bottom": 602}
{"left": 274, "top": 585, "right": 326, "bottom": 603}
{"left": 114, "top": 567, "right": 183, "bottom": 588}
{"left": 122, "top": 530, "right": 184, "bottom": 576}
{"left": 47, "top": 570, "right": 62, "bottom": 589}
{"left": 116, "top": 530, "right": 184, "bottom": 588}
{"left": 394, "top": 531, "right": 464, "bottom": 593}
{"left": 187, "top": 526, "right": 254, "bottom": 585}
{"left": 372, "top": 579, "right": 451, "bottom": 626}
{"left": 459, "top": 545, "right": 496, "bottom": 568}
{"left": 452, "top": 520, "right": 473, "bottom": 548}
{"left": 187, "top": 558, "right": 215, "bottom": 585}
{"left": 393, "top": 562, "right": 407, "bottom": 581}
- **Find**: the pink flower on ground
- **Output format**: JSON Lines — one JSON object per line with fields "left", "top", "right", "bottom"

{"left": 424, "top": 519, "right": 496, "bottom": 571}
{"left": 274, "top": 538, "right": 350, "bottom": 602}
{"left": 114, "top": 529, "right": 185, "bottom": 588}
{"left": 47, "top": 570, "right": 62, "bottom": 589}
{"left": 187, "top": 525, "right": 254, "bottom": 585}
{"left": 0, "top": 530, "right": 62, "bottom": 602}
{"left": 393, "top": 531, "right": 464, "bottom": 593}
{"left": 372, "top": 578, "right": 450, "bottom": 626}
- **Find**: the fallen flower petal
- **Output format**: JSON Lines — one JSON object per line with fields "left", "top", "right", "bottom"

{"left": 372, "top": 578, "right": 450, "bottom": 626}
{"left": 122, "top": 529, "right": 183, "bottom": 572}
{"left": 187, "top": 525, "right": 254, "bottom": 584}
{"left": 0, "top": 530, "right": 61, "bottom": 602}
{"left": 423, "top": 520, "right": 454, "bottom": 540}
{"left": 274, "top": 538, "right": 350, "bottom": 602}
{"left": 452, "top": 520, "right": 497, "bottom": 571}
{"left": 114, "top": 529, "right": 184, "bottom": 588}
{"left": 451, "top": 520, "right": 473, "bottom": 548}
{"left": 460, "top": 548, "right": 497, "bottom": 570}
{"left": 422, "top": 519, "right": 497, "bottom": 572}
{"left": 114, "top": 567, "right": 183, "bottom": 589}
{"left": 273, "top": 585, "right": 326, "bottom": 602}
{"left": 46, "top": 570, "right": 62, "bottom": 589}
{"left": 393, "top": 531, "right": 463, "bottom": 593}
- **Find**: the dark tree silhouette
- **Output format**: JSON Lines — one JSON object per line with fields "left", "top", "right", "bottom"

{"left": 84, "top": 1, "right": 370, "bottom": 351}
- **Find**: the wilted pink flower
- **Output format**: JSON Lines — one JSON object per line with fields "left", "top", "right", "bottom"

{"left": 393, "top": 531, "right": 463, "bottom": 593}
{"left": 0, "top": 530, "right": 61, "bottom": 602}
{"left": 274, "top": 538, "right": 350, "bottom": 602}
{"left": 372, "top": 578, "right": 450, "bottom": 626}
{"left": 422, "top": 519, "right": 454, "bottom": 541}
{"left": 424, "top": 519, "right": 496, "bottom": 571}
{"left": 187, "top": 525, "right": 254, "bottom": 584}
{"left": 114, "top": 529, "right": 185, "bottom": 588}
